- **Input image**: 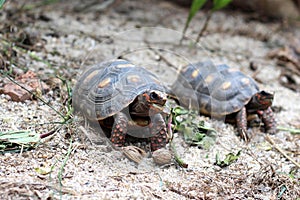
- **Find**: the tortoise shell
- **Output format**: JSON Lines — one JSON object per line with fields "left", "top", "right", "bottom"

{"left": 172, "top": 61, "right": 259, "bottom": 116}
{"left": 73, "top": 59, "right": 166, "bottom": 120}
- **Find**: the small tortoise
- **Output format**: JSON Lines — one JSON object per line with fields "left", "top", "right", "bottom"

{"left": 171, "top": 61, "right": 276, "bottom": 140}
{"left": 73, "top": 59, "right": 169, "bottom": 151}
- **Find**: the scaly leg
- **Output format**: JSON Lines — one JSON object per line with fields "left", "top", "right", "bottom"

{"left": 236, "top": 107, "right": 249, "bottom": 142}
{"left": 258, "top": 107, "right": 276, "bottom": 134}
{"left": 110, "top": 112, "right": 128, "bottom": 147}
{"left": 150, "top": 113, "right": 168, "bottom": 151}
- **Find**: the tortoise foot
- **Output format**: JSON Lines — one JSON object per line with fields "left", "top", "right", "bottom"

{"left": 151, "top": 127, "right": 168, "bottom": 151}
{"left": 263, "top": 107, "right": 277, "bottom": 134}
{"left": 258, "top": 107, "right": 277, "bottom": 134}
{"left": 110, "top": 113, "right": 128, "bottom": 147}
{"left": 150, "top": 114, "right": 168, "bottom": 151}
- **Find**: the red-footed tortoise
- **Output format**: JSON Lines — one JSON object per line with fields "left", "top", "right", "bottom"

{"left": 73, "top": 59, "right": 169, "bottom": 151}
{"left": 171, "top": 61, "right": 276, "bottom": 141}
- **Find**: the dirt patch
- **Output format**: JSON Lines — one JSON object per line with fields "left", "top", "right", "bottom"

{"left": 0, "top": 0, "right": 299, "bottom": 199}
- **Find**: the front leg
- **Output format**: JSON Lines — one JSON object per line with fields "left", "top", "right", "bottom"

{"left": 236, "top": 106, "right": 249, "bottom": 142}
{"left": 150, "top": 113, "right": 168, "bottom": 151}
{"left": 258, "top": 107, "right": 276, "bottom": 134}
{"left": 110, "top": 112, "right": 128, "bottom": 147}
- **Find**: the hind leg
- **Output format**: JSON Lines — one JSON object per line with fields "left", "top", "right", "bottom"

{"left": 110, "top": 112, "right": 128, "bottom": 147}
{"left": 150, "top": 113, "right": 168, "bottom": 151}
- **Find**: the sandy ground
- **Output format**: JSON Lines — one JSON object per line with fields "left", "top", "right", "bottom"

{"left": 0, "top": 0, "right": 299, "bottom": 199}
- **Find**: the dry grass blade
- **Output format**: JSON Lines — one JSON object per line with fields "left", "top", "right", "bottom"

{"left": 0, "top": 130, "right": 40, "bottom": 152}
{"left": 265, "top": 135, "right": 300, "bottom": 168}
{"left": 277, "top": 126, "right": 300, "bottom": 135}
{"left": 0, "top": 180, "right": 77, "bottom": 198}
{"left": 122, "top": 146, "right": 147, "bottom": 164}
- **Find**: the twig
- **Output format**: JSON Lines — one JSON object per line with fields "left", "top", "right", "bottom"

{"left": 167, "top": 186, "right": 195, "bottom": 199}
{"left": 167, "top": 113, "right": 173, "bottom": 140}
{"left": 40, "top": 126, "right": 60, "bottom": 139}
{"left": 58, "top": 139, "right": 73, "bottom": 195}
{"left": 265, "top": 135, "right": 300, "bottom": 168}
{"left": 170, "top": 142, "right": 188, "bottom": 168}
{"left": 0, "top": 180, "right": 77, "bottom": 195}
{"left": 195, "top": 11, "right": 212, "bottom": 43}
{"left": 19, "top": 145, "right": 24, "bottom": 156}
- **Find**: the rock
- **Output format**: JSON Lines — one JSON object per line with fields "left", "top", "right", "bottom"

{"left": 152, "top": 148, "right": 173, "bottom": 165}
{"left": 231, "top": 0, "right": 300, "bottom": 19}
{"left": 0, "top": 83, "right": 33, "bottom": 102}
{"left": 0, "top": 71, "right": 50, "bottom": 102}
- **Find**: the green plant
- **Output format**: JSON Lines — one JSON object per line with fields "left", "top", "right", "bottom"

{"left": 0, "top": 130, "right": 40, "bottom": 153}
{"left": 172, "top": 106, "right": 217, "bottom": 150}
{"left": 215, "top": 150, "right": 241, "bottom": 167}
{"left": 181, "top": 0, "right": 232, "bottom": 43}
{"left": 0, "top": 0, "right": 5, "bottom": 9}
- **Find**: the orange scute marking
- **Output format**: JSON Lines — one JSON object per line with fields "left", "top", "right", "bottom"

{"left": 98, "top": 77, "right": 111, "bottom": 88}
{"left": 83, "top": 70, "right": 99, "bottom": 84}
{"left": 241, "top": 77, "right": 250, "bottom": 85}
{"left": 222, "top": 81, "right": 231, "bottom": 90}
{"left": 127, "top": 75, "right": 141, "bottom": 83}
{"left": 191, "top": 69, "right": 199, "bottom": 78}
{"left": 116, "top": 63, "right": 135, "bottom": 68}
{"left": 228, "top": 68, "right": 239, "bottom": 72}
{"left": 205, "top": 75, "right": 214, "bottom": 84}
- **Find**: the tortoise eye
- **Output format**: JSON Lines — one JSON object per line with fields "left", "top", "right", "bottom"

{"left": 260, "top": 91, "right": 268, "bottom": 96}
{"left": 258, "top": 91, "right": 273, "bottom": 99}
{"left": 150, "top": 92, "right": 159, "bottom": 100}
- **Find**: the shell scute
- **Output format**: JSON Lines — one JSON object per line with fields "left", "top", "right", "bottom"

{"left": 172, "top": 61, "right": 259, "bottom": 116}
{"left": 73, "top": 59, "right": 166, "bottom": 121}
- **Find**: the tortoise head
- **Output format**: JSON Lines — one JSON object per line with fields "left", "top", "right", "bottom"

{"left": 248, "top": 90, "right": 274, "bottom": 111}
{"left": 142, "top": 90, "right": 167, "bottom": 113}
{"left": 131, "top": 90, "right": 168, "bottom": 116}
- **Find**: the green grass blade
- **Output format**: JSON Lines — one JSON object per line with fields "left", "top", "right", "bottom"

{"left": 0, "top": 0, "right": 5, "bottom": 9}
{"left": 182, "top": 0, "right": 207, "bottom": 40}
{"left": 212, "top": 0, "right": 232, "bottom": 11}
{"left": 277, "top": 126, "right": 300, "bottom": 135}
{"left": 23, "top": 0, "right": 60, "bottom": 10}
{"left": 188, "top": 0, "right": 207, "bottom": 24}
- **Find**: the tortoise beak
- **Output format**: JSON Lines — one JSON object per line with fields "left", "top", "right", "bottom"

{"left": 254, "top": 91, "right": 274, "bottom": 110}
{"left": 162, "top": 103, "right": 171, "bottom": 115}
{"left": 151, "top": 102, "right": 170, "bottom": 115}
{"left": 149, "top": 91, "right": 170, "bottom": 114}
{"left": 259, "top": 91, "right": 274, "bottom": 105}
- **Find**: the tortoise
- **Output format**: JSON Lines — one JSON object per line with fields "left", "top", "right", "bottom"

{"left": 72, "top": 59, "right": 169, "bottom": 151}
{"left": 171, "top": 61, "right": 276, "bottom": 141}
